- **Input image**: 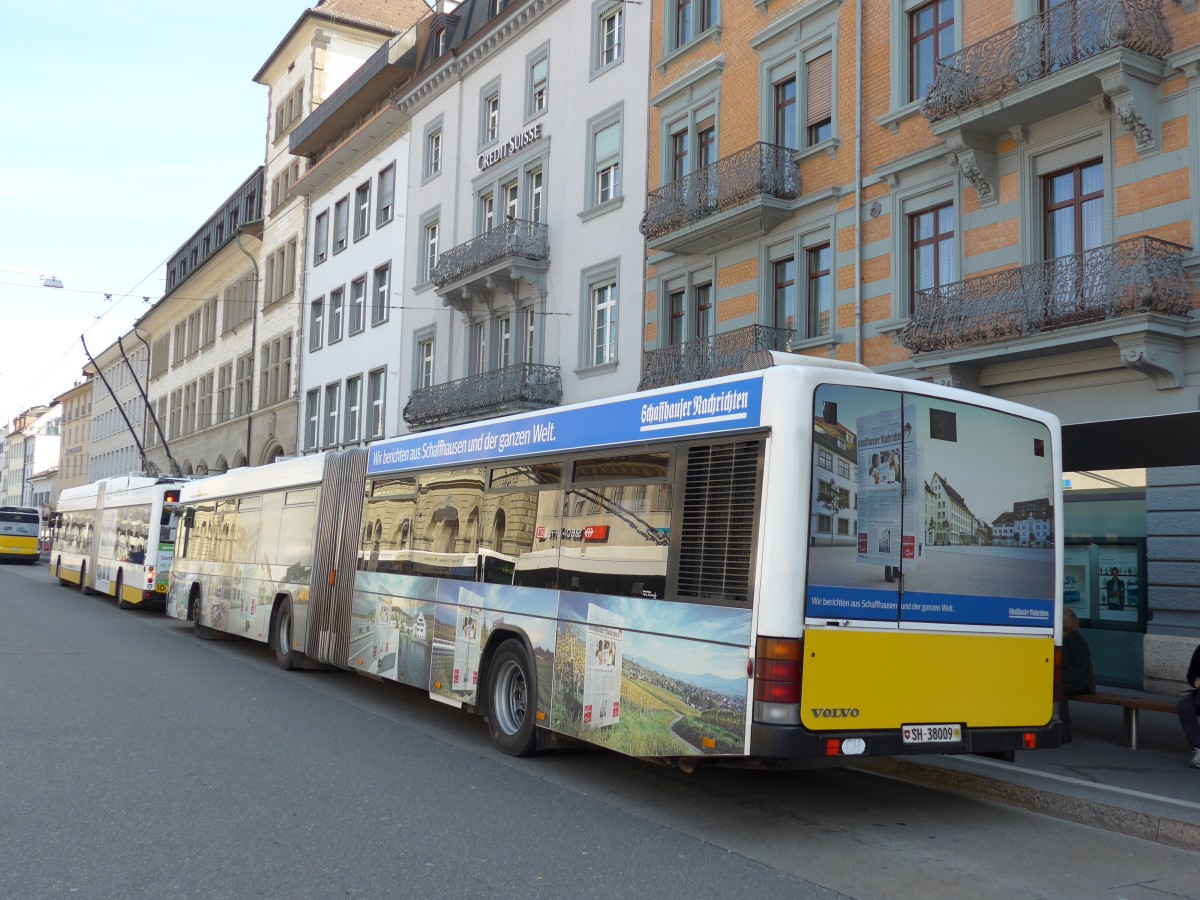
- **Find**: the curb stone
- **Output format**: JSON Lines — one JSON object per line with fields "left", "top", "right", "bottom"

{"left": 853, "top": 757, "right": 1200, "bottom": 853}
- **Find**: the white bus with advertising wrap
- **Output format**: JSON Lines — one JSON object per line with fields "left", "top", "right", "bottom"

{"left": 167, "top": 357, "right": 1065, "bottom": 767}
{"left": 53, "top": 475, "right": 185, "bottom": 607}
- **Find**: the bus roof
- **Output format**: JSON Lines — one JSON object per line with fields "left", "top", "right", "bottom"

{"left": 179, "top": 454, "right": 329, "bottom": 504}
{"left": 366, "top": 365, "right": 1060, "bottom": 478}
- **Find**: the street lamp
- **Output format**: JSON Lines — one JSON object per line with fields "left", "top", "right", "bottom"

{"left": 40, "top": 276, "right": 64, "bottom": 289}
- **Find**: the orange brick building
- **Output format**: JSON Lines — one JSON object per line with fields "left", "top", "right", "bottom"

{"left": 638, "top": 0, "right": 1200, "bottom": 689}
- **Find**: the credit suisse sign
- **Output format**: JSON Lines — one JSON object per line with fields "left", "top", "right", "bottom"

{"left": 478, "top": 122, "right": 545, "bottom": 171}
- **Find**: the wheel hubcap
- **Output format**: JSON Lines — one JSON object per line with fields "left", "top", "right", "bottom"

{"left": 494, "top": 659, "right": 526, "bottom": 736}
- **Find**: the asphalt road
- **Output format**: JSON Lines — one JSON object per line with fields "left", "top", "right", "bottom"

{"left": 2, "top": 562, "right": 1197, "bottom": 900}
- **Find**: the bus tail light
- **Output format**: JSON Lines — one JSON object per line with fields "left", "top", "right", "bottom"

{"left": 753, "top": 636, "right": 802, "bottom": 725}
{"left": 145, "top": 566, "right": 155, "bottom": 587}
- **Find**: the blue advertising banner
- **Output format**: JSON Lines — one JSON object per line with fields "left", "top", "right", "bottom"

{"left": 807, "top": 585, "right": 1054, "bottom": 628}
{"left": 368, "top": 377, "right": 765, "bottom": 475}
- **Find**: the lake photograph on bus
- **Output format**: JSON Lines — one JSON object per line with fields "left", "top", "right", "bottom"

{"left": 806, "top": 384, "right": 1056, "bottom": 628}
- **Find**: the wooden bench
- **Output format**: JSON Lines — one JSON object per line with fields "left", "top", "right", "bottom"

{"left": 1068, "top": 692, "right": 1180, "bottom": 749}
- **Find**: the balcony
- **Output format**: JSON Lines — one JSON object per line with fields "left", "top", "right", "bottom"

{"left": 639, "top": 143, "right": 801, "bottom": 256}
{"left": 922, "top": 0, "right": 1171, "bottom": 200}
{"left": 432, "top": 219, "right": 549, "bottom": 311}
{"left": 638, "top": 325, "right": 795, "bottom": 391}
{"left": 403, "top": 363, "right": 563, "bottom": 430}
{"left": 900, "top": 237, "right": 1193, "bottom": 387}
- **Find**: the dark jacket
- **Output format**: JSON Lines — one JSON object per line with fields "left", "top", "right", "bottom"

{"left": 1062, "top": 629, "right": 1095, "bottom": 695}
{"left": 1187, "top": 644, "right": 1200, "bottom": 687}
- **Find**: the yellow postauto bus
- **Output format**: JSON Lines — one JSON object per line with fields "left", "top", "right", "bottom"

{"left": 0, "top": 505, "right": 42, "bottom": 563}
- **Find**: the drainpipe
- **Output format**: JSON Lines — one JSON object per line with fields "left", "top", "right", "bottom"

{"left": 853, "top": 0, "right": 865, "bottom": 365}
{"left": 235, "top": 226, "right": 260, "bottom": 466}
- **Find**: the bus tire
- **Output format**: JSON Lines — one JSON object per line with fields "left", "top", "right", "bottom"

{"left": 115, "top": 571, "right": 133, "bottom": 610}
{"left": 486, "top": 639, "right": 537, "bottom": 757}
{"left": 271, "top": 597, "right": 300, "bottom": 671}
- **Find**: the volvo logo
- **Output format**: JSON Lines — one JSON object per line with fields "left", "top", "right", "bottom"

{"left": 811, "top": 707, "right": 860, "bottom": 718}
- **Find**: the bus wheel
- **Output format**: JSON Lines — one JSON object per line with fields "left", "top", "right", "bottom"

{"left": 486, "top": 640, "right": 537, "bottom": 757}
{"left": 272, "top": 598, "right": 299, "bottom": 671}
{"left": 190, "top": 587, "right": 216, "bottom": 640}
{"left": 115, "top": 571, "right": 133, "bottom": 610}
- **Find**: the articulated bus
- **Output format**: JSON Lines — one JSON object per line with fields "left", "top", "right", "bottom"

{"left": 54, "top": 475, "right": 186, "bottom": 607}
{"left": 167, "top": 356, "right": 1064, "bottom": 766}
{"left": 0, "top": 506, "right": 42, "bottom": 563}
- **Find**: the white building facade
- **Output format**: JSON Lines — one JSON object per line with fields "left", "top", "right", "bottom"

{"left": 88, "top": 330, "right": 148, "bottom": 482}
{"left": 394, "top": 0, "right": 650, "bottom": 433}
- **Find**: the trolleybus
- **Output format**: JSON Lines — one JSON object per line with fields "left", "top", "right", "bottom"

{"left": 167, "top": 356, "right": 1064, "bottom": 766}
{"left": 0, "top": 505, "right": 42, "bottom": 563}
{"left": 54, "top": 475, "right": 186, "bottom": 607}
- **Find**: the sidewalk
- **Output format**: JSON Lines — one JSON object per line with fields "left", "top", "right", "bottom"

{"left": 857, "top": 695, "right": 1200, "bottom": 851}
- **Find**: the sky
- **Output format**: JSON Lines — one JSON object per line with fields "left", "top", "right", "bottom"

{"left": 0, "top": 1, "right": 327, "bottom": 428}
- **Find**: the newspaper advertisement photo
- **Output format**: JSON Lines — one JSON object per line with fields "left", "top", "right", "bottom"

{"left": 453, "top": 593, "right": 483, "bottom": 693}
{"left": 583, "top": 603, "right": 623, "bottom": 729}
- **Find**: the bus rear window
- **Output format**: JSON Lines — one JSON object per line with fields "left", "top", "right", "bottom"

{"left": 0, "top": 512, "right": 38, "bottom": 525}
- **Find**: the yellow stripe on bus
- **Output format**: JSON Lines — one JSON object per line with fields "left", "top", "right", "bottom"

{"left": 800, "top": 628, "right": 1054, "bottom": 730}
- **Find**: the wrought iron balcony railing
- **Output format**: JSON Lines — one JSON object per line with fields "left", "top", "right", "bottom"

{"left": 639, "top": 143, "right": 801, "bottom": 241}
{"left": 430, "top": 219, "right": 549, "bottom": 289}
{"left": 900, "top": 237, "right": 1192, "bottom": 353}
{"left": 638, "top": 325, "right": 795, "bottom": 391}
{"left": 922, "top": 0, "right": 1172, "bottom": 123}
{"left": 403, "top": 363, "right": 562, "bottom": 428}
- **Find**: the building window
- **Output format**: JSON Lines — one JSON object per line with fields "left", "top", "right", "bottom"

{"left": 182, "top": 382, "right": 196, "bottom": 436}
{"left": 909, "top": 203, "right": 956, "bottom": 316}
{"left": 264, "top": 239, "right": 297, "bottom": 307}
{"left": 589, "top": 279, "right": 617, "bottom": 366}
{"left": 344, "top": 375, "right": 362, "bottom": 444}
{"left": 524, "top": 307, "right": 536, "bottom": 364}
{"left": 271, "top": 161, "right": 301, "bottom": 212}
{"left": 222, "top": 274, "right": 254, "bottom": 334}
{"left": 313, "top": 213, "right": 329, "bottom": 267}
{"left": 425, "top": 125, "right": 443, "bottom": 180}
{"left": 217, "top": 363, "right": 232, "bottom": 423}
{"left": 806, "top": 53, "right": 833, "bottom": 145}
{"left": 498, "top": 315, "right": 512, "bottom": 368}
{"left": 309, "top": 297, "right": 324, "bottom": 352}
{"left": 367, "top": 368, "right": 385, "bottom": 439}
{"left": 773, "top": 255, "right": 796, "bottom": 332}
{"left": 259, "top": 334, "right": 292, "bottom": 407}
{"left": 423, "top": 220, "right": 439, "bottom": 281}
{"left": 910, "top": 0, "right": 954, "bottom": 102}
{"left": 419, "top": 339, "right": 435, "bottom": 389}
{"left": 473, "top": 322, "right": 487, "bottom": 375}
{"left": 480, "top": 192, "right": 495, "bottom": 234}
{"left": 482, "top": 88, "right": 500, "bottom": 146}
{"left": 328, "top": 287, "right": 344, "bottom": 344}
{"left": 350, "top": 277, "right": 366, "bottom": 334}
{"left": 504, "top": 181, "right": 519, "bottom": 221}
{"left": 274, "top": 84, "right": 304, "bottom": 139}
{"left": 235, "top": 353, "right": 253, "bottom": 417}
{"left": 692, "top": 282, "right": 713, "bottom": 339}
{"left": 304, "top": 389, "right": 320, "bottom": 450}
{"left": 528, "top": 49, "right": 549, "bottom": 117}
{"left": 527, "top": 169, "right": 544, "bottom": 223}
{"left": 805, "top": 244, "right": 832, "bottom": 339}
{"left": 372, "top": 263, "right": 390, "bottom": 326}
{"left": 353, "top": 182, "right": 371, "bottom": 241}
{"left": 668, "top": 288, "right": 686, "bottom": 345}
{"left": 588, "top": 109, "right": 622, "bottom": 208}
{"left": 596, "top": 3, "right": 624, "bottom": 72}
{"left": 333, "top": 197, "right": 349, "bottom": 253}
{"left": 323, "top": 383, "right": 339, "bottom": 447}
{"left": 669, "top": 0, "right": 717, "bottom": 52}
{"left": 671, "top": 128, "right": 689, "bottom": 181}
{"left": 773, "top": 76, "right": 797, "bottom": 150}
{"left": 377, "top": 164, "right": 395, "bottom": 226}
{"left": 1044, "top": 160, "right": 1104, "bottom": 258}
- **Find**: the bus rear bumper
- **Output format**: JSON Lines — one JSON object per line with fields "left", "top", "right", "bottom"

{"left": 749, "top": 720, "right": 1063, "bottom": 763}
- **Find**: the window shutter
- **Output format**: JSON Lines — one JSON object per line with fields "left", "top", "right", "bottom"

{"left": 807, "top": 53, "right": 833, "bottom": 126}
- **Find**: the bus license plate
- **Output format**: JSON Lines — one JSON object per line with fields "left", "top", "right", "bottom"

{"left": 902, "top": 724, "right": 961, "bottom": 744}
{"left": 155, "top": 584, "right": 169, "bottom": 593}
